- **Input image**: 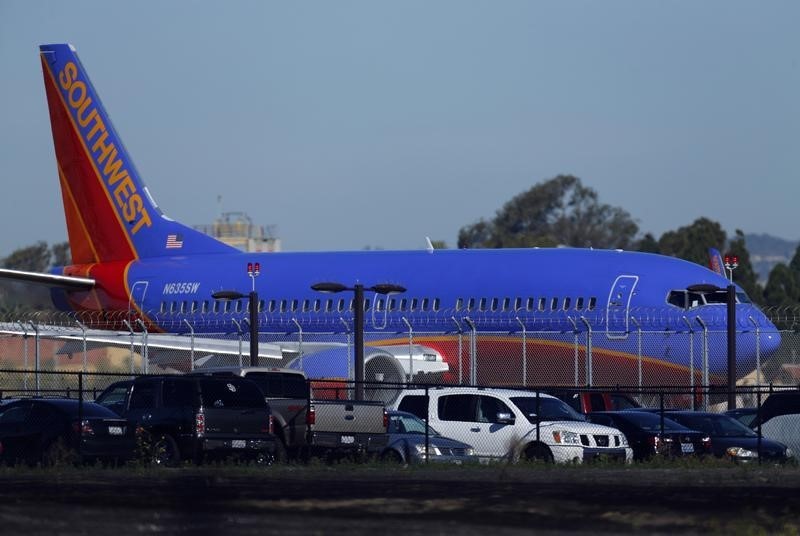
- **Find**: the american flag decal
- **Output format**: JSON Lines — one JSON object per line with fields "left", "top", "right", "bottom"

{"left": 166, "top": 234, "right": 184, "bottom": 249}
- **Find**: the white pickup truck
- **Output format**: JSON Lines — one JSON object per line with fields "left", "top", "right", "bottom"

{"left": 390, "top": 387, "right": 633, "bottom": 464}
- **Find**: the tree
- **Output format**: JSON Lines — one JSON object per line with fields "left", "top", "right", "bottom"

{"left": 458, "top": 175, "right": 639, "bottom": 249}
{"left": 729, "top": 230, "right": 763, "bottom": 304}
{"left": 764, "top": 244, "right": 800, "bottom": 307}
{"left": 657, "top": 218, "right": 727, "bottom": 267}
{"left": 1, "top": 241, "right": 51, "bottom": 272}
{"left": 636, "top": 233, "right": 660, "bottom": 254}
{"left": 51, "top": 242, "right": 71, "bottom": 267}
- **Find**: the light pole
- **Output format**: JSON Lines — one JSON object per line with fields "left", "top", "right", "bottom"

{"left": 311, "top": 281, "right": 406, "bottom": 400}
{"left": 212, "top": 262, "right": 261, "bottom": 367}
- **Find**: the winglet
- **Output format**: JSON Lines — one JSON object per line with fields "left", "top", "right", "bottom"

{"left": 708, "top": 248, "right": 726, "bottom": 277}
{"left": 425, "top": 237, "right": 435, "bottom": 253}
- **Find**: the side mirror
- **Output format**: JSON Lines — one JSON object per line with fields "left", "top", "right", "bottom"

{"left": 496, "top": 412, "right": 515, "bottom": 425}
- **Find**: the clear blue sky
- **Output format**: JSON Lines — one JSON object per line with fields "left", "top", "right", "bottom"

{"left": 1, "top": 1, "right": 798, "bottom": 256}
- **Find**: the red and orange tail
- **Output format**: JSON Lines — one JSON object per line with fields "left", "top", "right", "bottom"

{"left": 39, "top": 43, "right": 235, "bottom": 264}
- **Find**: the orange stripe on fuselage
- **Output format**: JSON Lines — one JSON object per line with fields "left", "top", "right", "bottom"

{"left": 41, "top": 54, "right": 139, "bottom": 262}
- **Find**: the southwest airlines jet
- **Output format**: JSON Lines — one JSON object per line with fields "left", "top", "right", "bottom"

{"left": 0, "top": 44, "right": 781, "bottom": 387}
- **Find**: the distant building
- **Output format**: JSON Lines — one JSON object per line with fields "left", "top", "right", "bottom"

{"left": 193, "top": 212, "right": 281, "bottom": 252}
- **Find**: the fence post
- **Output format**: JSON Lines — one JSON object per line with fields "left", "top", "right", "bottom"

{"left": 292, "top": 318, "right": 303, "bottom": 372}
{"left": 122, "top": 319, "right": 135, "bottom": 376}
{"left": 696, "top": 317, "right": 709, "bottom": 411}
{"left": 749, "top": 316, "right": 761, "bottom": 386}
{"left": 451, "top": 317, "right": 463, "bottom": 385}
{"left": 567, "top": 317, "right": 579, "bottom": 387}
{"left": 756, "top": 388, "right": 762, "bottom": 465}
{"left": 516, "top": 317, "right": 527, "bottom": 387}
{"left": 17, "top": 322, "right": 29, "bottom": 392}
{"left": 463, "top": 317, "right": 477, "bottom": 385}
{"left": 232, "top": 318, "right": 243, "bottom": 368}
{"left": 682, "top": 316, "right": 694, "bottom": 407}
{"left": 339, "top": 317, "right": 352, "bottom": 389}
{"left": 631, "top": 316, "right": 642, "bottom": 389}
{"left": 402, "top": 317, "right": 413, "bottom": 382}
{"left": 183, "top": 319, "right": 195, "bottom": 371}
{"left": 136, "top": 319, "right": 149, "bottom": 374}
{"left": 30, "top": 321, "right": 40, "bottom": 395}
{"left": 424, "top": 384, "right": 430, "bottom": 464}
{"left": 580, "top": 316, "right": 592, "bottom": 386}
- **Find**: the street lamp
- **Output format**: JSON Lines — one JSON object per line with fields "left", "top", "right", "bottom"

{"left": 311, "top": 281, "right": 406, "bottom": 400}
{"left": 212, "top": 262, "right": 261, "bottom": 367}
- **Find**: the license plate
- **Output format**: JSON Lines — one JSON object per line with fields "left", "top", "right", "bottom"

{"left": 232, "top": 439, "right": 246, "bottom": 448}
{"left": 681, "top": 443, "right": 694, "bottom": 453}
{"left": 108, "top": 426, "right": 123, "bottom": 436}
{"left": 341, "top": 435, "right": 355, "bottom": 444}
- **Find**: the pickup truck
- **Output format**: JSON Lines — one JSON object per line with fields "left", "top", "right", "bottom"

{"left": 391, "top": 386, "right": 632, "bottom": 464}
{"left": 192, "top": 366, "right": 388, "bottom": 460}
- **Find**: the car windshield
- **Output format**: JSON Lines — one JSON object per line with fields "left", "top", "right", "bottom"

{"left": 389, "top": 413, "right": 441, "bottom": 436}
{"left": 671, "top": 413, "right": 757, "bottom": 438}
{"left": 510, "top": 396, "right": 586, "bottom": 423}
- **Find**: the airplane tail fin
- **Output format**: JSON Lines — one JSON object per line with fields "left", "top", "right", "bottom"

{"left": 39, "top": 43, "right": 236, "bottom": 263}
{"left": 708, "top": 248, "right": 726, "bottom": 277}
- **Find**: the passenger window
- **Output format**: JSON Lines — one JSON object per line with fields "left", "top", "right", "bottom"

{"left": 159, "top": 302, "right": 166, "bottom": 314}
{"left": 576, "top": 297, "right": 585, "bottom": 310}
{"left": 302, "top": 299, "right": 310, "bottom": 312}
{"left": 397, "top": 395, "right": 429, "bottom": 420}
{"left": 479, "top": 298, "right": 487, "bottom": 311}
{"left": 467, "top": 298, "right": 475, "bottom": 311}
{"left": 389, "top": 298, "right": 396, "bottom": 311}
{"left": 477, "top": 396, "right": 512, "bottom": 423}
{"left": 563, "top": 297, "right": 571, "bottom": 310}
{"left": 491, "top": 298, "right": 498, "bottom": 311}
{"left": 400, "top": 298, "right": 407, "bottom": 311}
{"left": 432, "top": 298, "right": 440, "bottom": 311}
{"left": 314, "top": 299, "right": 321, "bottom": 312}
{"left": 538, "top": 298, "right": 546, "bottom": 312}
{"left": 162, "top": 379, "right": 194, "bottom": 407}
{"left": 438, "top": 394, "right": 478, "bottom": 422}
{"left": 129, "top": 382, "right": 157, "bottom": 410}
{"left": 411, "top": 298, "right": 418, "bottom": 311}
{"left": 421, "top": 298, "right": 429, "bottom": 311}
{"left": 514, "top": 298, "right": 522, "bottom": 310}
{"left": 550, "top": 297, "right": 558, "bottom": 310}
{"left": 588, "top": 297, "right": 597, "bottom": 311}
{"left": 291, "top": 299, "right": 298, "bottom": 312}
{"left": 503, "top": 298, "right": 511, "bottom": 311}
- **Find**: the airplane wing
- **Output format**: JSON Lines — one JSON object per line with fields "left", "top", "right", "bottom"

{"left": 0, "top": 322, "right": 449, "bottom": 376}
{"left": 0, "top": 268, "right": 94, "bottom": 290}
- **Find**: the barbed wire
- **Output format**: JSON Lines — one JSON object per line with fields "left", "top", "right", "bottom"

{"left": 1, "top": 304, "right": 794, "bottom": 334}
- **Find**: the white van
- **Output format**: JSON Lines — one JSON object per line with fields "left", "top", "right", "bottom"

{"left": 391, "top": 387, "right": 633, "bottom": 464}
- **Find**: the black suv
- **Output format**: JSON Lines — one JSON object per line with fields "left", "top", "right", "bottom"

{"left": 96, "top": 375, "right": 279, "bottom": 466}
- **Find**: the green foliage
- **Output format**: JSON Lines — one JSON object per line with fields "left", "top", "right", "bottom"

{"left": 657, "top": 217, "right": 727, "bottom": 267}
{"left": 636, "top": 233, "right": 660, "bottom": 254}
{"left": 458, "top": 175, "right": 639, "bottom": 249}
{"left": 763, "top": 243, "right": 800, "bottom": 307}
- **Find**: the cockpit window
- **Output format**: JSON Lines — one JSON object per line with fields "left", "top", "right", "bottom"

{"left": 667, "top": 288, "right": 746, "bottom": 309}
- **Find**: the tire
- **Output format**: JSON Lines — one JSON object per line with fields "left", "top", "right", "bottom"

{"left": 153, "top": 434, "right": 181, "bottom": 467}
{"left": 379, "top": 449, "right": 404, "bottom": 464}
{"left": 523, "top": 443, "right": 554, "bottom": 464}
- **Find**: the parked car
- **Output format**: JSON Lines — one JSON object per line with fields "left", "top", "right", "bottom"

{"left": 96, "top": 375, "right": 279, "bottom": 466}
{"left": 544, "top": 389, "right": 641, "bottom": 413}
{"left": 378, "top": 410, "right": 477, "bottom": 464}
{"left": 392, "top": 387, "right": 632, "bottom": 464}
{"left": 661, "top": 410, "right": 792, "bottom": 463}
{"left": 0, "top": 398, "right": 135, "bottom": 466}
{"left": 588, "top": 411, "right": 711, "bottom": 461}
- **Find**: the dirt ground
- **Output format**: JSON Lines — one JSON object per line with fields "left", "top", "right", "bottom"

{"left": 1, "top": 463, "right": 799, "bottom": 535}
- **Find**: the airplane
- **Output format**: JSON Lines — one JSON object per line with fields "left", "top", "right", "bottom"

{"left": 0, "top": 43, "right": 782, "bottom": 389}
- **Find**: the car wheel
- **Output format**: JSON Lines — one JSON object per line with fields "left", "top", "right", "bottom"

{"left": 524, "top": 443, "right": 554, "bottom": 464}
{"left": 380, "top": 449, "right": 404, "bottom": 464}
{"left": 153, "top": 434, "right": 181, "bottom": 467}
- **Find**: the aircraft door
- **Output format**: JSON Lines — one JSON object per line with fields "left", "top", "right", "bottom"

{"left": 371, "top": 292, "right": 388, "bottom": 330}
{"left": 606, "top": 275, "right": 638, "bottom": 339}
{"left": 129, "top": 281, "right": 148, "bottom": 321}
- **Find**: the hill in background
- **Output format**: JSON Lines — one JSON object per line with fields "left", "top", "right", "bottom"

{"left": 745, "top": 233, "right": 799, "bottom": 284}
